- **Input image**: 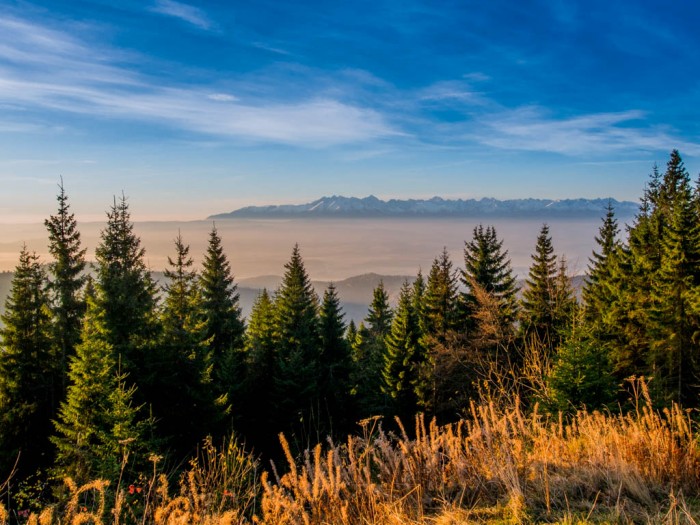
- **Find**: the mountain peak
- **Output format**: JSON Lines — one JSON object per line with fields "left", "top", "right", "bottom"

{"left": 208, "top": 195, "right": 639, "bottom": 220}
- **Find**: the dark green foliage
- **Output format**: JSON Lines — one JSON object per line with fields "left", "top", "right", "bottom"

{"left": 646, "top": 152, "right": 700, "bottom": 405}
{"left": 461, "top": 225, "right": 518, "bottom": 332}
{"left": 155, "top": 233, "right": 223, "bottom": 457}
{"left": 350, "top": 282, "right": 393, "bottom": 418}
{"left": 242, "top": 289, "right": 277, "bottom": 448}
{"left": 521, "top": 224, "right": 572, "bottom": 350}
{"left": 382, "top": 281, "right": 425, "bottom": 420}
{"left": 200, "top": 225, "right": 245, "bottom": 408}
{"left": 0, "top": 248, "right": 55, "bottom": 477}
{"left": 318, "top": 284, "right": 353, "bottom": 434}
{"left": 93, "top": 195, "right": 158, "bottom": 385}
{"left": 44, "top": 180, "right": 86, "bottom": 397}
{"left": 548, "top": 324, "right": 617, "bottom": 413}
{"left": 52, "top": 295, "right": 152, "bottom": 484}
{"left": 271, "top": 245, "right": 322, "bottom": 443}
{"left": 422, "top": 248, "right": 459, "bottom": 342}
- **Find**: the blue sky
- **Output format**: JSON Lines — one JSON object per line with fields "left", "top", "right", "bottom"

{"left": 1, "top": 0, "right": 699, "bottom": 221}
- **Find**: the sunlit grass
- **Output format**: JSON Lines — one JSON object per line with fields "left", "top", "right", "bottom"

{"left": 3, "top": 386, "right": 699, "bottom": 524}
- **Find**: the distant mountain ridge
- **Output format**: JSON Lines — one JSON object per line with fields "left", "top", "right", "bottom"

{"left": 209, "top": 195, "right": 639, "bottom": 219}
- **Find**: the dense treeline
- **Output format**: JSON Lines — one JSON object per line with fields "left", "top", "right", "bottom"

{"left": 1, "top": 152, "right": 699, "bottom": 512}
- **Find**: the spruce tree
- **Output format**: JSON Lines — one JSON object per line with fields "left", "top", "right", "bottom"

{"left": 156, "top": 233, "right": 222, "bottom": 455}
{"left": 647, "top": 151, "right": 700, "bottom": 405}
{"left": 44, "top": 180, "right": 86, "bottom": 396}
{"left": 382, "top": 281, "right": 423, "bottom": 420}
{"left": 243, "top": 289, "right": 277, "bottom": 448}
{"left": 93, "top": 194, "right": 158, "bottom": 387}
{"left": 548, "top": 324, "right": 617, "bottom": 413}
{"left": 423, "top": 248, "right": 459, "bottom": 342}
{"left": 0, "top": 248, "right": 54, "bottom": 477}
{"left": 351, "top": 282, "right": 393, "bottom": 418}
{"left": 521, "top": 224, "right": 559, "bottom": 348}
{"left": 582, "top": 201, "right": 620, "bottom": 324}
{"left": 461, "top": 225, "right": 518, "bottom": 332}
{"left": 200, "top": 225, "right": 245, "bottom": 404}
{"left": 52, "top": 294, "right": 152, "bottom": 484}
{"left": 271, "top": 245, "right": 321, "bottom": 441}
{"left": 318, "top": 284, "right": 353, "bottom": 435}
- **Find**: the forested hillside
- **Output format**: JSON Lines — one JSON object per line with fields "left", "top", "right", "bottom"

{"left": 1, "top": 151, "right": 700, "bottom": 523}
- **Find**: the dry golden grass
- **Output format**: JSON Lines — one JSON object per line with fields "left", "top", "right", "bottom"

{"left": 9, "top": 389, "right": 700, "bottom": 524}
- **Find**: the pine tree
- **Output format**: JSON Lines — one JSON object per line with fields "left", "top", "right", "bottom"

{"left": 52, "top": 294, "right": 152, "bottom": 484}
{"left": 647, "top": 151, "right": 700, "bottom": 405}
{"left": 156, "top": 233, "right": 222, "bottom": 455}
{"left": 318, "top": 284, "right": 353, "bottom": 435}
{"left": 521, "top": 224, "right": 559, "bottom": 348}
{"left": 351, "top": 283, "right": 393, "bottom": 418}
{"left": 461, "top": 225, "right": 518, "bottom": 332}
{"left": 382, "top": 281, "right": 424, "bottom": 420}
{"left": 200, "top": 225, "right": 245, "bottom": 404}
{"left": 366, "top": 281, "right": 394, "bottom": 338}
{"left": 582, "top": 201, "right": 620, "bottom": 324}
{"left": 548, "top": 323, "right": 617, "bottom": 413}
{"left": 93, "top": 194, "right": 158, "bottom": 387}
{"left": 243, "top": 289, "right": 277, "bottom": 448}
{"left": 271, "top": 245, "right": 321, "bottom": 441}
{"left": 44, "top": 179, "right": 86, "bottom": 396}
{"left": 422, "top": 248, "right": 459, "bottom": 342}
{"left": 0, "top": 248, "right": 54, "bottom": 477}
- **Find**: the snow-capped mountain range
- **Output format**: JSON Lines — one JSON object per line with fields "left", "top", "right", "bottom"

{"left": 209, "top": 195, "right": 638, "bottom": 219}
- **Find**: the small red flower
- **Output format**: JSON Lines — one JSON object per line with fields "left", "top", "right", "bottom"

{"left": 136, "top": 486, "right": 143, "bottom": 494}
{"left": 129, "top": 484, "right": 135, "bottom": 495}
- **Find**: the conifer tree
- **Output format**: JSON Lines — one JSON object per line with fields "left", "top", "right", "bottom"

{"left": 93, "top": 195, "right": 158, "bottom": 387}
{"left": 156, "top": 233, "right": 222, "bottom": 455}
{"left": 366, "top": 281, "right": 394, "bottom": 338}
{"left": 423, "top": 248, "right": 459, "bottom": 342}
{"left": 52, "top": 293, "right": 152, "bottom": 484}
{"left": 382, "top": 281, "right": 424, "bottom": 420}
{"left": 200, "top": 225, "right": 245, "bottom": 401}
{"left": 351, "top": 283, "right": 393, "bottom": 417}
{"left": 582, "top": 202, "right": 620, "bottom": 323}
{"left": 548, "top": 323, "right": 617, "bottom": 413}
{"left": 44, "top": 180, "right": 86, "bottom": 395}
{"left": 271, "top": 245, "right": 321, "bottom": 439}
{"left": 647, "top": 151, "right": 700, "bottom": 405}
{"left": 0, "top": 248, "right": 54, "bottom": 477}
{"left": 243, "top": 289, "right": 277, "bottom": 447}
{"left": 521, "top": 224, "right": 559, "bottom": 348}
{"left": 318, "top": 284, "right": 353, "bottom": 434}
{"left": 461, "top": 225, "right": 518, "bottom": 332}
{"left": 346, "top": 319, "right": 358, "bottom": 347}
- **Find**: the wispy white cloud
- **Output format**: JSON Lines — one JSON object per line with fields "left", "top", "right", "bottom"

{"left": 150, "top": 0, "right": 213, "bottom": 30}
{"left": 471, "top": 106, "right": 700, "bottom": 156}
{"left": 0, "top": 15, "right": 399, "bottom": 147}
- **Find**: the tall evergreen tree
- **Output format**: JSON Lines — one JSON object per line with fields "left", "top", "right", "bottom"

{"left": 318, "top": 284, "right": 353, "bottom": 435}
{"left": 461, "top": 225, "right": 518, "bottom": 332}
{"left": 351, "top": 282, "right": 393, "bottom": 418}
{"left": 200, "top": 225, "right": 245, "bottom": 400}
{"left": 647, "top": 151, "right": 700, "bottom": 405}
{"left": 271, "top": 245, "right": 322, "bottom": 442}
{"left": 44, "top": 180, "right": 86, "bottom": 395}
{"left": 0, "top": 248, "right": 54, "bottom": 477}
{"left": 93, "top": 194, "right": 158, "bottom": 387}
{"left": 156, "top": 233, "right": 222, "bottom": 455}
{"left": 242, "top": 289, "right": 277, "bottom": 448}
{"left": 582, "top": 201, "right": 620, "bottom": 322}
{"left": 521, "top": 224, "right": 559, "bottom": 348}
{"left": 423, "top": 248, "right": 459, "bottom": 342}
{"left": 382, "top": 281, "right": 424, "bottom": 420}
{"left": 52, "top": 293, "right": 152, "bottom": 484}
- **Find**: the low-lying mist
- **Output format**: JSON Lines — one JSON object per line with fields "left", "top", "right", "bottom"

{"left": 0, "top": 217, "right": 625, "bottom": 280}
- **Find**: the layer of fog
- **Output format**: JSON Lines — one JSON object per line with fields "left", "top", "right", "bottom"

{"left": 0, "top": 217, "right": 626, "bottom": 279}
